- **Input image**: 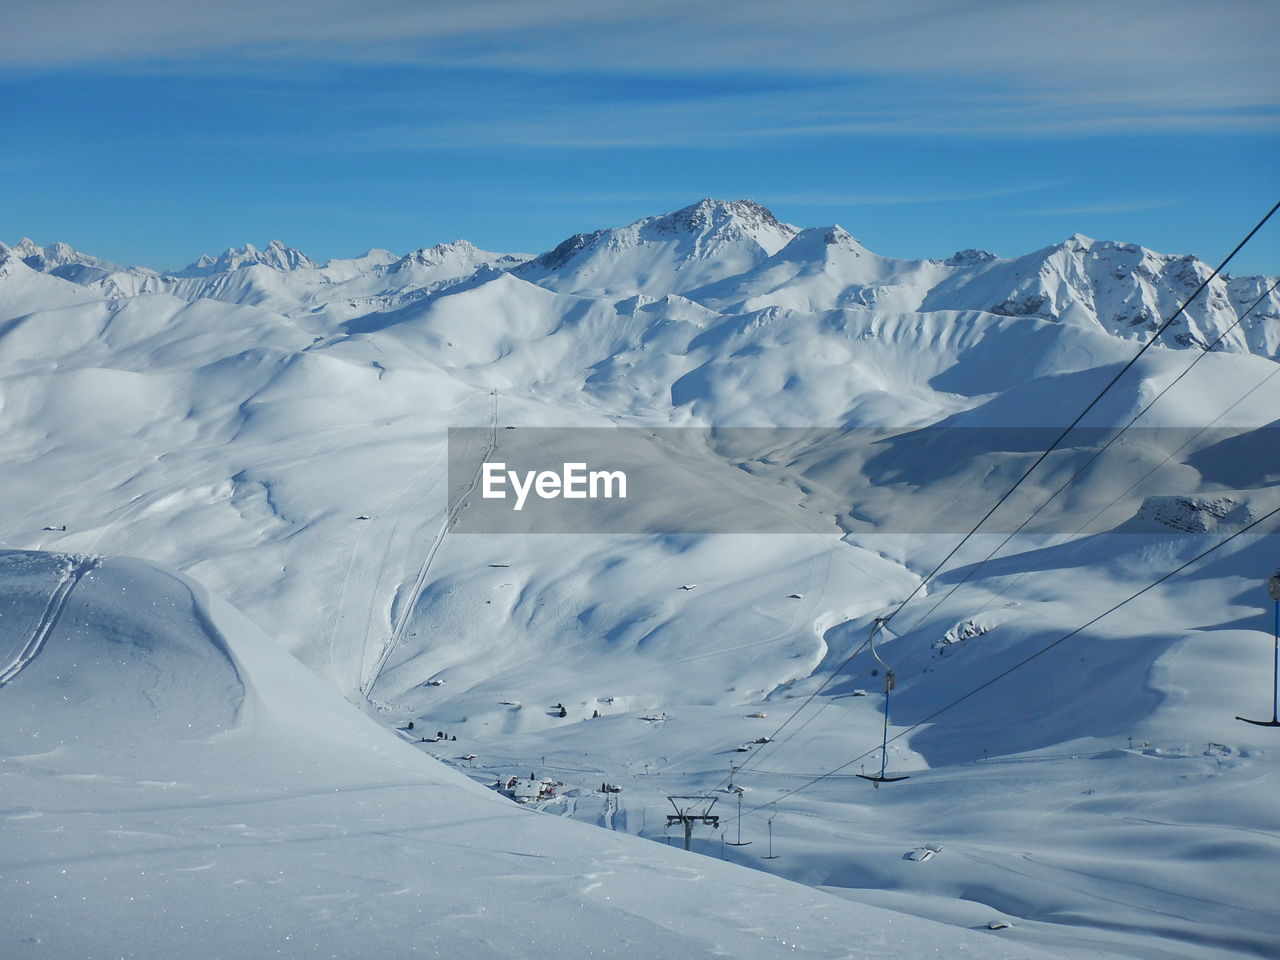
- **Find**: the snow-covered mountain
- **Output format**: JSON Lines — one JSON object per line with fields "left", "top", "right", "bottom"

{"left": 10, "top": 200, "right": 1274, "bottom": 358}
{"left": 0, "top": 236, "right": 531, "bottom": 323}
{"left": 514, "top": 198, "right": 801, "bottom": 297}
{"left": 175, "top": 238, "right": 320, "bottom": 275}
{"left": 692, "top": 224, "right": 1278, "bottom": 357}
{"left": 0, "top": 236, "right": 141, "bottom": 285}
{"left": 3, "top": 200, "right": 1280, "bottom": 959}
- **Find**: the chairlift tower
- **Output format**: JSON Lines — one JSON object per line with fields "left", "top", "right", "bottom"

{"left": 1237, "top": 567, "right": 1280, "bottom": 727}
{"left": 666, "top": 796, "right": 720, "bottom": 851}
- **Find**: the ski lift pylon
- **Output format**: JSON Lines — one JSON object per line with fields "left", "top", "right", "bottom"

{"left": 857, "top": 618, "right": 910, "bottom": 787}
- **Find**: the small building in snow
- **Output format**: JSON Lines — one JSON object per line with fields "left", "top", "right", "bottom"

{"left": 499, "top": 775, "right": 558, "bottom": 803}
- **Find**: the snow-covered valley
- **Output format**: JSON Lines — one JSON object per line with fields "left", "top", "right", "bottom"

{"left": 2, "top": 199, "right": 1279, "bottom": 958}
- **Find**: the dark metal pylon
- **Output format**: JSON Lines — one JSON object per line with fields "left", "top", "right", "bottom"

{"left": 665, "top": 795, "right": 720, "bottom": 851}
{"left": 857, "top": 618, "right": 909, "bottom": 787}
{"left": 1237, "top": 569, "right": 1280, "bottom": 727}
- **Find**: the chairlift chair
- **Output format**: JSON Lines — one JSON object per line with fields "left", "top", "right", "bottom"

{"left": 725, "top": 788, "right": 752, "bottom": 846}
{"left": 761, "top": 805, "right": 780, "bottom": 860}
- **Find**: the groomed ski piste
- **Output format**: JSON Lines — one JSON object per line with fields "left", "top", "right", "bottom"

{"left": 2, "top": 200, "right": 1279, "bottom": 958}
{"left": 3, "top": 550, "right": 1047, "bottom": 959}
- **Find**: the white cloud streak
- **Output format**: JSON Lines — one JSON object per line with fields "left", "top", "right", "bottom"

{"left": 1025, "top": 200, "right": 1176, "bottom": 216}
{"left": 6, "top": 1, "right": 1279, "bottom": 136}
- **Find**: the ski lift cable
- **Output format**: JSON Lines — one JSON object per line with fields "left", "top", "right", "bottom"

{"left": 897, "top": 274, "right": 1280, "bottom": 640}
{"left": 877, "top": 201, "right": 1278, "bottom": 635}
{"left": 742, "top": 499, "right": 1280, "bottom": 817}
{"left": 704, "top": 206, "right": 1276, "bottom": 800}
{"left": 703, "top": 622, "right": 885, "bottom": 795}
{"left": 927, "top": 337, "right": 1280, "bottom": 632}
{"left": 740, "top": 340, "right": 1280, "bottom": 793}
{"left": 722, "top": 623, "right": 889, "bottom": 791}
{"left": 737, "top": 689, "right": 849, "bottom": 776}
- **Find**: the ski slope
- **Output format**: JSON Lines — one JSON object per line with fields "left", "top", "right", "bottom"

{"left": 2, "top": 200, "right": 1279, "bottom": 957}
{"left": 0, "top": 549, "right": 1048, "bottom": 960}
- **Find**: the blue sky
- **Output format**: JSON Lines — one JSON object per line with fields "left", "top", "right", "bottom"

{"left": 4, "top": 0, "right": 1278, "bottom": 274}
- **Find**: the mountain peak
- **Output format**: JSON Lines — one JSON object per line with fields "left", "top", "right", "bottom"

{"left": 644, "top": 198, "right": 799, "bottom": 257}
{"left": 652, "top": 198, "right": 785, "bottom": 234}
{"left": 750, "top": 225, "right": 868, "bottom": 267}
{"left": 399, "top": 239, "right": 478, "bottom": 266}
{"left": 177, "top": 241, "right": 316, "bottom": 277}
{"left": 516, "top": 199, "right": 800, "bottom": 297}
{"left": 822, "top": 225, "right": 861, "bottom": 248}
{"left": 391, "top": 239, "right": 529, "bottom": 276}
{"left": 943, "top": 248, "right": 998, "bottom": 267}
{"left": 6, "top": 237, "right": 44, "bottom": 258}
{"left": 1062, "top": 232, "right": 1097, "bottom": 250}
{"left": 1, "top": 237, "right": 121, "bottom": 276}
{"left": 262, "top": 239, "right": 313, "bottom": 268}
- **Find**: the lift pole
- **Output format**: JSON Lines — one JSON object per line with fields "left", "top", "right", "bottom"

{"left": 857, "top": 618, "right": 909, "bottom": 786}
{"left": 666, "top": 796, "right": 719, "bottom": 852}
{"left": 725, "top": 788, "right": 751, "bottom": 846}
{"left": 762, "top": 817, "right": 780, "bottom": 860}
{"left": 1238, "top": 568, "right": 1280, "bottom": 727}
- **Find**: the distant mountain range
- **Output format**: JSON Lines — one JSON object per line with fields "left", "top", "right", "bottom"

{"left": 5, "top": 199, "right": 1277, "bottom": 357}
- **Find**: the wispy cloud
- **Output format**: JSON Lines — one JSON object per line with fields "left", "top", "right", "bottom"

{"left": 161, "top": 75, "right": 1280, "bottom": 163}
{"left": 6, "top": 1, "right": 1279, "bottom": 137}
{"left": 760, "top": 182, "right": 1077, "bottom": 207}
{"left": 525, "top": 183, "right": 1071, "bottom": 208}
{"left": 1026, "top": 200, "right": 1177, "bottom": 216}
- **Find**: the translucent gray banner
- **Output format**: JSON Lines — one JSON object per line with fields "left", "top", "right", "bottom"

{"left": 446, "top": 426, "right": 1280, "bottom": 534}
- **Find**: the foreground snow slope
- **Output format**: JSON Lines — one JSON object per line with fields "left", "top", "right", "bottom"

{"left": 0, "top": 549, "right": 1047, "bottom": 959}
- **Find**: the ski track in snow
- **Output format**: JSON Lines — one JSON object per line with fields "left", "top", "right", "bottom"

{"left": 0, "top": 554, "right": 98, "bottom": 687}
{"left": 363, "top": 388, "right": 499, "bottom": 699}
{"left": 327, "top": 442, "right": 451, "bottom": 702}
